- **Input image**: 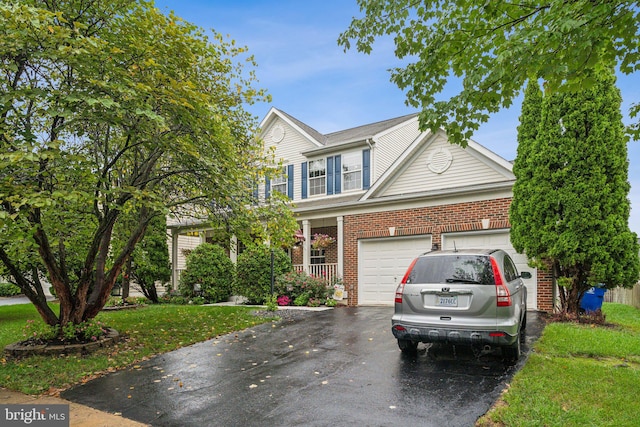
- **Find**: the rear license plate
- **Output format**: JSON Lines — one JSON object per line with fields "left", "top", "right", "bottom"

{"left": 438, "top": 295, "right": 458, "bottom": 307}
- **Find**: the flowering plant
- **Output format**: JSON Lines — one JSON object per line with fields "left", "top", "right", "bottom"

{"left": 277, "top": 295, "right": 291, "bottom": 306}
{"left": 311, "top": 233, "right": 335, "bottom": 249}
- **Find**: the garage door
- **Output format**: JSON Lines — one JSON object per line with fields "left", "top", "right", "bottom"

{"left": 442, "top": 230, "right": 537, "bottom": 310}
{"left": 359, "top": 236, "right": 432, "bottom": 305}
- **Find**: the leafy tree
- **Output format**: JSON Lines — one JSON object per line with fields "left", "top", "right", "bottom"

{"left": 129, "top": 214, "right": 172, "bottom": 303}
{"left": 339, "top": 1, "right": 640, "bottom": 143}
{"left": 0, "top": 1, "right": 275, "bottom": 331}
{"left": 510, "top": 70, "right": 639, "bottom": 314}
{"left": 235, "top": 245, "right": 292, "bottom": 304}
{"left": 179, "top": 243, "right": 234, "bottom": 303}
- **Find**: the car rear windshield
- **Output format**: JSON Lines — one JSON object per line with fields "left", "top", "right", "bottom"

{"left": 406, "top": 255, "right": 495, "bottom": 285}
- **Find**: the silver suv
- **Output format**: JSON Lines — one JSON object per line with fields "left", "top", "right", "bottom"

{"left": 391, "top": 249, "right": 529, "bottom": 363}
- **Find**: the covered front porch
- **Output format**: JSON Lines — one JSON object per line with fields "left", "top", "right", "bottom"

{"left": 167, "top": 215, "right": 345, "bottom": 292}
{"left": 291, "top": 216, "right": 343, "bottom": 286}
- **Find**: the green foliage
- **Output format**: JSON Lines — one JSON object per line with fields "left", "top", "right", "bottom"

{"left": 129, "top": 215, "right": 172, "bottom": 303}
{"left": 234, "top": 246, "right": 292, "bottom": 304}
{"left": 21, "top": 319, "right": 57, "bottom": 342}
{"left": 275, "top": 271, "right": 332, "bottom": 302}
{"left": 265, "top": 294, "right": 278, "bottom": 311}
{"left": 510, "top": 69, "right": 639, "bottom": 313}
{"left": 339, "top": 1, "right": 640, "bottom": 142}
{"left": 293, "top": 293, "right": 310, "bottom": 306}
{"left": 0, "top": 283, "right": 21, "bottom": 297}
{"left": 230, "top": 191, "right": 300, "bottom": 249}
{"left": 179, "top": 243, "right": 234, "bottom": 303}
{"left": 190, "top": 296, "right": 206, "bottom": 305}
{"left": 0, "top": 0, "right": 271, "bottom": 327}
{"left": 60, "top": 319, "right": 108, "bottom": 342}
{"left": 104, "top": 296, "right": 145, "bottom": 307}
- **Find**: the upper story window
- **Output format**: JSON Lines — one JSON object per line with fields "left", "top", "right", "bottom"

{"left": 272, "top": 167, "right": 287, "bottom": 195}
{"left": 342, "top": 152, "right": 362, "bottom": 191}
{"left": 308, "top": 159, "right": 326, "bottom": 196}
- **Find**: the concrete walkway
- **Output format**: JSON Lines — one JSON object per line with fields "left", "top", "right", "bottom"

{"left": 0, "top": 387, "right": 148, "bottom": 427}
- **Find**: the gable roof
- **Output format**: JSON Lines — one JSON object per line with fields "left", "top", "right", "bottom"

{"left": 362, "top": 129, "right": 515, "bottom": 201}
{"left": 260, "top": 107, "right": 419, "bottom": 149}
{"left": 323, "top": 113, "right": 419, "bottom": 146}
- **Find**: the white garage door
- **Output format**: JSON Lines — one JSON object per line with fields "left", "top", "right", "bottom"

{"left": 359, "top": 236, "right": 432, "bottom": 305}
{"left": 442, "top": 230, "right": 537, "bottom": 310}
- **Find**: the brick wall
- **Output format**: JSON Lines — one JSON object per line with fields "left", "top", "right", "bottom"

{"left": 341, "top": 197, "right": 552, "bottom": 312}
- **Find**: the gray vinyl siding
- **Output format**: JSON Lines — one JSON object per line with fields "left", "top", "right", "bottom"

{"left": 373, "top": 120, "right": 421, "bottom": 182}
{"left": 262, "top": 118, "right": 319, "bottom": 201}
{"left": 380, "top": 135, "right": 509, "bottom": 197}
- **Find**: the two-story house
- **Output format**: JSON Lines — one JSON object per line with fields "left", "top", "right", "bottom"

{"left": 169, "top": 107, "right": 554, "bottom": 312}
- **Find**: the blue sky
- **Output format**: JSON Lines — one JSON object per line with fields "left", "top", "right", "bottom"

{"left": 155, "top": 0, "right": 639, "bottom": 234}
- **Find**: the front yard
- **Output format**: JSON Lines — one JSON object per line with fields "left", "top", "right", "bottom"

{"left": 478, "top": 303, "right": 640, "bottom": 426}
{"left": 0, "top": 303, "right": 275, "bottom": 394}
{"left": 2, "top": 301, "right": 639, "bottom": 426}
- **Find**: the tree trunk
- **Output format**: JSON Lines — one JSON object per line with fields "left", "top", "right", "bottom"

{"left": 122, "top": 256, "right": 132, "bottom": 301}
{"left": 140, "top": 281, "right": 159, "bottom": 303}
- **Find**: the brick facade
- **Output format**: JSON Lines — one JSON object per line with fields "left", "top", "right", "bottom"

{"left": 336, "top": 197, "right": 553, "bottom": 312}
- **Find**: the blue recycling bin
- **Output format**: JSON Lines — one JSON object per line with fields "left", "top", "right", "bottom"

{"left": 580, "top": 287, "right": 606, "bottom": 313}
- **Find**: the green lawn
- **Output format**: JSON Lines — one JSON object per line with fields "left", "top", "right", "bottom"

{"left": 478, "top": 303, "right": 640, "bottom": 427}
{"left": 0, "top": 303, "right": 274, "bottom": 395}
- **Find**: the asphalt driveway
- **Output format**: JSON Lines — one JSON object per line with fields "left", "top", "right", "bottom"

{"left": 62, "top": 307, "right": 544, "bottom": 427}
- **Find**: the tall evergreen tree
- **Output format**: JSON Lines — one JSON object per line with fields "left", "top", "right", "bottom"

{"left": 511, "top": 81, "right": 544, "bottom": 251}
{"left": 510, "top": 68, "right": 639, "bottom": 314}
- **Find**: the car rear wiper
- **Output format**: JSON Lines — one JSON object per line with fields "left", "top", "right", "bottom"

{"left": 445, "top": 278, "right": 481, "bottom": 284}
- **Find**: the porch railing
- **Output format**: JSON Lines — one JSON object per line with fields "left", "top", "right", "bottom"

{"left": 293, "top": 263, "right": 339, "bottom": 284}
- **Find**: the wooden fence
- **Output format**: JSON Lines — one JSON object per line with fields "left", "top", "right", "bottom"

{"left": 604, "top": 283, "right": 640, "bottom": 310}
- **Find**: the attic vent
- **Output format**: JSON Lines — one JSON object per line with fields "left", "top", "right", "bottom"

{"left": 427, "top": 147, "right": 453, "bottom": 174}
{"left": 271, "top": 124, "right": 285, "bottom": 143}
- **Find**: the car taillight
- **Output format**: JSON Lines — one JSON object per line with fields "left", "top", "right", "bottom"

{"left": 395, "top": 258, "right": 418, "bottom": 304}
{"left": 490, "top": 256, "right": 512, "bottom": 307}
{"left": 394, "top": 283, "right": 404, "bottom": 304}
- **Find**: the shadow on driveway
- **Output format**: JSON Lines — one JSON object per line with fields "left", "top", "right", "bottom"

{"left": 62, "top": 307, "right": 544, "bottom": 427}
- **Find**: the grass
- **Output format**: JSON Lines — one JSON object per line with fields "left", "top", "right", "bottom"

{"left": 478, "top": 303, "right": 640, "bottom": 427}
{"left": 0, "top": 303, "right": 275, "bottom": 395}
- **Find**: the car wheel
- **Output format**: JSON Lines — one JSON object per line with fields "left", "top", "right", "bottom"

{"left": 521, "top": 312, "right": 527, "bottom": 333}
{"left": 503, "top": 332, "right": 521, "bottom": 365}
{"left": 397, "top": 339, "right": 418, "bottom": 354}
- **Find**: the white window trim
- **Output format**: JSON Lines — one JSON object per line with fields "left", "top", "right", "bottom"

{"left": 341, "top": 151, "right": 362, "bottom": 192}
{"left": 272, "top": 166, "right": 287, "bottom": 196}
{"left": 308, "top": 158, "right": 326, "bottom": 197}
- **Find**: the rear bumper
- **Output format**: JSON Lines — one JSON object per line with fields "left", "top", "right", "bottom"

{"left": 391, "top": 319, "right": 518, "bottom": 347}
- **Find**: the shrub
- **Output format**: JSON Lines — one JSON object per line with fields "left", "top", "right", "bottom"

{"left": 275, "top": 271, "right": 332, "bottom": 301}
{"left": 0, "top": 283, "right": 21, "bottom": 297}
{"left": 277, "top": 295, "right": 291, "bottom": 306}
{"left": 179, "top": 243, "right": 234, "bottom": 303}
{"left": 293, "top": 293, "right": 309, "bottom": 306}
{"left": 235, "top": 245, "right": 292, "bottom": 304}
{"left": 190, "top": 296, "right": 206, "bottom": 305}
{"left": 265, "top": 294, "right": 278, "bottom": 311}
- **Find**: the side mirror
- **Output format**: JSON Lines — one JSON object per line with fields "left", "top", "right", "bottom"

{"left": 520, "top": 271, "right": 532, "bottom": 279}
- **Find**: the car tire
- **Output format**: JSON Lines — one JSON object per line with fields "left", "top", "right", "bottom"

{"left": 503, "top": 329, "right": 522, "bottom": 365}
{"left": 397, "top": 339, "right": 418, "bottom": 354}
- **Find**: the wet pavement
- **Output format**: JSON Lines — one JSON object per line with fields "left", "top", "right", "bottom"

{"left": 62, "top": 307, "right": 545, "bottom": 427}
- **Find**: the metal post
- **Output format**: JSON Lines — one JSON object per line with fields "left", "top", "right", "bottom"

{"left": 270, "top": 249, "right": 275, "bottom": 295}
